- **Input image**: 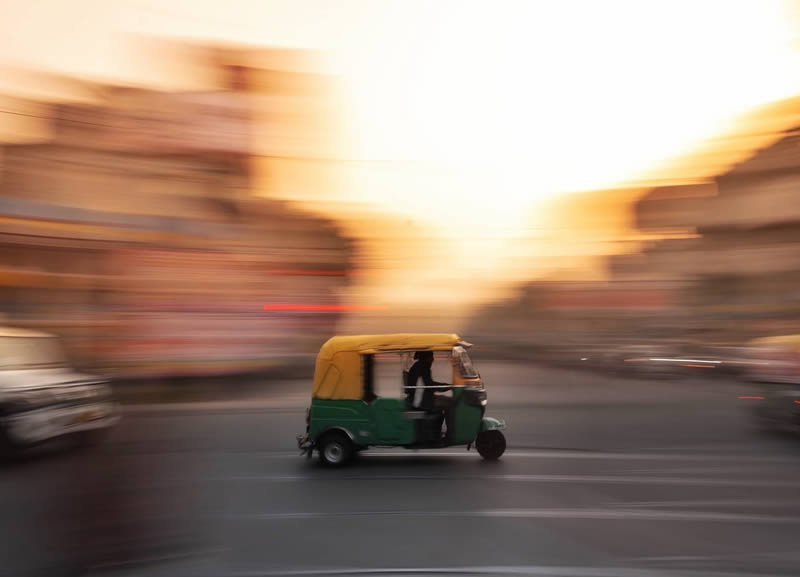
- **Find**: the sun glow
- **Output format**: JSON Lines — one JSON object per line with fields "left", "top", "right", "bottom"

{"left": 3, "top": 0, "right": 800, "bottom": 309}
{"left": 340, "top": 1, "right": 800, "bottom": 225}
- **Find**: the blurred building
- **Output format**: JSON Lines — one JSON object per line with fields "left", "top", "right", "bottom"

{"left": 612, "top": 126, "right": 800, "bottom": 342}
{"left": 465, "top": 278, "right": 686, "bottom": 359}
{"left": 467, "top": 119, "right": 800, "bottom": 355}
{"left": 0, "top": 50, "right": 354, "bottom": 377}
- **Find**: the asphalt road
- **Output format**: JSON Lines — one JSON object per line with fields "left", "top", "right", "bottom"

{"left": 2, "top": 363, "right": 800, "bottom": 577}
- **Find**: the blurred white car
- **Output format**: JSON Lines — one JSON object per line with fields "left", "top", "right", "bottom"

{"left": 745, "top": 335, "right": 800, "bottom": 385}
{"left": 0, "top": 328, "right": 118, "bottom": 455}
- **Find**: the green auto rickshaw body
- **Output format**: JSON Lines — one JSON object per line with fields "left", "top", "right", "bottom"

{"left": 299, "top": 333, "right": 506, "bottom": 461}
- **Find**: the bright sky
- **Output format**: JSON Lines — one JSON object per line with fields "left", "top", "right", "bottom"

{"left": 2, "top": 0, "right": 800, "bottom": 311}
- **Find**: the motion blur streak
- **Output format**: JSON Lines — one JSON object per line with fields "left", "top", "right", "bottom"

{"left": 266, "top": 269, "right": 357, "bottom": 276}
{"left": 2, "top": 2, "right": 800, "bottom": 577}
{"left": 263, "top": 304, "right": 388, "bottom": 312}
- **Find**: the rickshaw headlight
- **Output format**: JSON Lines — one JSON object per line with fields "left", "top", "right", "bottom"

{"left": 480, "top": 398, "right": 487, "bottom": 406}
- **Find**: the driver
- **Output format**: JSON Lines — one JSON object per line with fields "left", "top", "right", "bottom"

{"left": 406, "top": 351, "right": 454, "bottom": 439}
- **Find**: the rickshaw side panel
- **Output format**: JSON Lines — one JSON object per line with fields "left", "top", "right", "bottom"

{"left": 309, "top": 400, "right": 371, "bottom": 443}
{"left": 309, "top": 398, "right": 416, "bottom": 446}
{"left": 372, "top": 397, "right": 415, "bottom": 444}
{"left": 449, "top": 388, "right": 485, "bottom": 444}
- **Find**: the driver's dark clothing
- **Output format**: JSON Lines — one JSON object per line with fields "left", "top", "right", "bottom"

{"left": 406, "top": 358, "right": 454, "bottom": 441}
{"left": 405, "top": 360, "right": 447, "bottom": 410}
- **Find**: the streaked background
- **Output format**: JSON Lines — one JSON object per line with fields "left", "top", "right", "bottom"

{"left": 4, "top": 2, "right": 800, "bottom": 576}
{"left": 3, "top": 1, "right": 800, "bottom": 373}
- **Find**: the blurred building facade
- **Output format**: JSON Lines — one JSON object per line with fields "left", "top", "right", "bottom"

{"left": 468, "top": 121, "right": 800, "bottom": 356}
{"left": 0, "top": 49, "right": 353, "bottom": 377}
{"left": 614, "top": 126, "right": 800, "bottom": 343}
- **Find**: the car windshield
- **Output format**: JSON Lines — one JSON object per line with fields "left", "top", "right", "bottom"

{"left": 0, "top": 336, "right": 68, "bottom": 369}
{"left": 453, "top": 345, "right": 478, "bottom": 378}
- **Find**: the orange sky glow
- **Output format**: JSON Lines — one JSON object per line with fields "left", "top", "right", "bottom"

{"left": 2, "top": 0, "right": 800, "bottom": 319}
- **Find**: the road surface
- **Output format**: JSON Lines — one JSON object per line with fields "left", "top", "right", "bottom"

{"left": 2, "top": 363, "right": 799, "bottom": 577}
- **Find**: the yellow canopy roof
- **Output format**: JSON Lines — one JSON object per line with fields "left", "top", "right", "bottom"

{"left": 319, "top": 333, "right": 463, "bottom": 357}
{"left": 312, "top": 333, "right": 464, "bottom": 400}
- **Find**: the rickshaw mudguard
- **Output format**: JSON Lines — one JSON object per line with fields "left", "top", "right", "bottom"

{"left": 480, "top": 416, "right": 506, "bottom": 432}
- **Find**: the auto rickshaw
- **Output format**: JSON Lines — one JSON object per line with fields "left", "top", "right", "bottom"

{"left": 297, "top": 333, "right": 506, "bottom": 466}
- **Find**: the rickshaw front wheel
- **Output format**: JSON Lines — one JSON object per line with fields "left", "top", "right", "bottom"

{"left": 318, "top": 431, "right": 353, "bottom": 467}
{"left": 476, "top": 430, "right": 506, "bottom": 461}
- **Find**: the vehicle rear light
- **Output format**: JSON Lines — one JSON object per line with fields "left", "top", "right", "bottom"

{"left": 738, "top": 395, "right": 765, "bottom": 400}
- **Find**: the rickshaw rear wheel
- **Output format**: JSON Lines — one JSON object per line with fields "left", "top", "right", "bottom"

{"left": 317, "top": 431, "right": 353, "bottom": 467}
{"left": 476, "top": 430, "right": 506, "bottom": 461}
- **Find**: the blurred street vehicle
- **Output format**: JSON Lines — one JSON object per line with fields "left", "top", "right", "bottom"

{"left": 0, "top": 326, "right": 117, "bottom": 456}
{"left": 745, "top": 334, "right": 800, "bottom": 385}
{"left": 740, "top": 334, "right": 800, "bottom": 434}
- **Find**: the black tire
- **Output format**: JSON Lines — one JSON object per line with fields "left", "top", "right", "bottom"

{"left": 476, "top": 430, "right": 506, "bottom": 461}
{"left": 317, "top": 431, "right": 353, "bottom": 467}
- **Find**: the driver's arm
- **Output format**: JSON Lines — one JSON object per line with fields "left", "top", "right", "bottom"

{"left": 422, "top": 369, "right": 452, "bottom": 391}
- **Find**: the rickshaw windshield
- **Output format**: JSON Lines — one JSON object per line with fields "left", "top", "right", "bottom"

{"left": 453, "top": 345, "right": 478, "bottom": 378}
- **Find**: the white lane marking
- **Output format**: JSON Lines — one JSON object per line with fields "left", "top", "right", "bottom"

{"left": 624, "top": 499, "right": 795, "bottom": 509}
{"left": 636, "top": 553, "right": 792, "bottom": 562}
{"left": 636, "top": 550, "right": 800, "bottom": 563}
{"left": 216, "top": 566, "right": 788, "bottom": 577}
{"left": 636, "top": 555, "right": 717, "bottom": 562}
{"left": 91, "top": 546, "right": 226, "bottom": 570}
{"left": 623, "top": 466, "right": 767, "bottom": 475}
{"left": 363, "top": 449, "right": 796, "bottom": 463}
{"left": 257, "top": 449, "right": 799, "bottom": 463}
{"left": 229, "top": 508, "right": 800, "bottom": 524}
{"left": 219, "top": 473, "right": 796, "bottom": 488}
{"left": 649, "top": 358, "right": 722, "bottom": 364}
{"left": 639, "top": 444, "right": 758, "bottom": 451}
